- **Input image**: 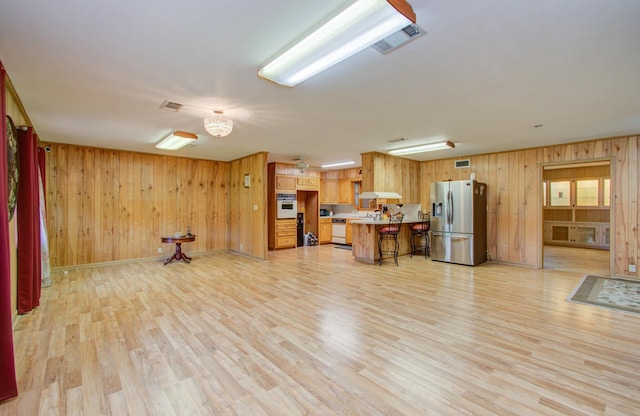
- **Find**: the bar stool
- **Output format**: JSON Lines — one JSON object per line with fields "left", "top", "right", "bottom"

{"left": 410, "top": 211, "right": 430, "bottom": 258}
{"left": 378, "top": 213, "right": 404, "bottom": 266}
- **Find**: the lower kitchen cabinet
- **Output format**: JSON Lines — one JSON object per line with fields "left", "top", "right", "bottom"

{"left": 346, "top": 220, "right": 353, "bottom": 245}
{"left": 319, "top": 218, "right": 332, "bottom": 244}
{"left": 275, "top": 219, "right": 297, "bottom": 249}
{"left": 544, "top": 221, "right": 609, "bottom": 249}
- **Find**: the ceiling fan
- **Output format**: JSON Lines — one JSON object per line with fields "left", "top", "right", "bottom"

{"left": 291, "top": 156, "right": 312, "bottom": 173}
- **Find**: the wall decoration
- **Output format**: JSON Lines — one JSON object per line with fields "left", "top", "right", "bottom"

{"left": 6, "top": 115, "right": 18, "bottom": 221}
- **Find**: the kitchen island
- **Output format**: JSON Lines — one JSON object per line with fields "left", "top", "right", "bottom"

{"left": 350, "top": 217, "right": 422, "bottom": 264}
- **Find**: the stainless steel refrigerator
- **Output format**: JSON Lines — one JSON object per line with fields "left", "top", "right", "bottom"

{"left": 430, "top": 180, "right": 487, "bottom": 265}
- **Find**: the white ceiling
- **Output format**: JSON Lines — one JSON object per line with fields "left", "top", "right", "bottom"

{"left": 1, "top": 0, "right": 640, "bottom": 169}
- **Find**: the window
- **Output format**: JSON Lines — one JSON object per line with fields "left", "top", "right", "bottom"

{"left": 576, "top": 179, "right": 599, "bottom": 206}
{"left": 603, "top": 178, "right": 610, "bottom": 207}
{"left": 549, "top": 181, "right": 571, "bottom": 206}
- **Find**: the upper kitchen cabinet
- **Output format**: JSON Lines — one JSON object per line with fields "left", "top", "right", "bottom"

{"left": 275, "top": 175, "right": 296, "bottom": 193}
{"left": 338, "top": 179, "right": 352, "bottom": 204}
{"left": 321, "top": 168, "right": 362, "bottom": 205}
{"left": 321, "top": 179, "right": 339, "bottom": 204}
{"left": 297, "top": 176, "right": 319, "bottom": 191}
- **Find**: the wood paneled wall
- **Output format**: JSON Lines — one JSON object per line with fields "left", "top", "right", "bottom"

{"left": 229, "top": 152, "right": 268, "bottom": 259}
{"left": 418, "top": 136, "right": 639, "bottom": 276}
{"left": 45, "top": 144, "right": 230, "bottom": 267}
{"left": 361, "top": 152, "right": 421, "bottom": 203}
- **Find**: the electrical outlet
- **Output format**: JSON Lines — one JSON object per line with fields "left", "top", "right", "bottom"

{"left": 629, "top": 264, "right": 636, "bottom": 273}
{"left": 157, "top": 247, "right": 163, "bottom": 254}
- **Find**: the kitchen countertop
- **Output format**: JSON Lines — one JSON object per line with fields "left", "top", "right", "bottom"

{"left": 350, "top": 217, "right": 423, "bottom": 225}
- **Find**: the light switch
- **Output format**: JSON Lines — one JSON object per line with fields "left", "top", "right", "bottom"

{"left": 253, "top": 204, "right": 258, "bottom": 211}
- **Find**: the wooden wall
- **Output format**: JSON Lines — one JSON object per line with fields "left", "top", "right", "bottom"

{"left": 418, "top": 136, "right": 639, "bottom": 277}
{"left": 45, "top": 144, "right": 230, "bottom": 267}
{"left": 229, "top": 152, "right": 268, "bottom": 259}
{"left": 361, "top": 152, "right": 421, "bottom": 203}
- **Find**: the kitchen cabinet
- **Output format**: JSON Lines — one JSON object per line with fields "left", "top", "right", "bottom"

{"left": 319, "top": 218, "right": 332, "bottom": 244}
{"left": 297, "top": 176, "right": 319, "bottom": 191}
{"left": 275, "top": 175, "right": 296, "bottom": 193}
{"left": 544, "top": 221, "right": 609, "bottom": 249}
{"left": 275, "top": 219, "right": 297, "bottom": 249}
{"left": 321, "top": 180, "right": 339, "bottom": 204}
{"left": 338, "top": 179, "right": 352, "bottom": 204}
{"left": 346, "top": 220, "right": 353, "bottom": 245}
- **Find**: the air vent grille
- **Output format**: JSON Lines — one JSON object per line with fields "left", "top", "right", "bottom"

{"left": 371, "top": 24, "right": 425, "bottom": 55}
{"left": 455, "top": 159, "right": 471, "bottom": 168}
{"left": 161, "top": 100, "right": 183, "bottom": 112}
{"left": 388, "top": 137, "right": 408, "bottom": 143}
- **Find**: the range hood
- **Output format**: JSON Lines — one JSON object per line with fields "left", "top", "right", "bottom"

{"left": 359, "top": 191, "right": 402, "bottom": 199}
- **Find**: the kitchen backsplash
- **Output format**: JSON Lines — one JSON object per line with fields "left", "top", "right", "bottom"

{"left": 320, "top": 203, "right": 423, "bottom": 218}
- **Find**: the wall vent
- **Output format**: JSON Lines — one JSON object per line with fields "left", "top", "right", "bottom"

{"left": 455, "top": 159, "right": 471, "bottom": 168}
{"left": 160, "top": 100, "right": 183, "bottom": 112}
{"left": 371, "top": 24, "right": 425, "bottom": 55}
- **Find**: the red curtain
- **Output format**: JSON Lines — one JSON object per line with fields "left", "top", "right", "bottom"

{"left": 17, "top": 127, "right": 42, "bottom": 314}
{"left": 0, "top": 61, "right": 18, "bottom": 401}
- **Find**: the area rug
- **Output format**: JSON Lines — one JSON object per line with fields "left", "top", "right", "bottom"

{"left": 568, "top": 275, "right": 640, "bottom": 314}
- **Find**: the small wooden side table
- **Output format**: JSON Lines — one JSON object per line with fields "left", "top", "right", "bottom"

{"left": 161, "top": 235, "right": 196, "bottom": 265}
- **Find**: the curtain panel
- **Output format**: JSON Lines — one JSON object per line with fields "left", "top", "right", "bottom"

{"left": 17, "top": 127, "right": 42, "bottom": 314}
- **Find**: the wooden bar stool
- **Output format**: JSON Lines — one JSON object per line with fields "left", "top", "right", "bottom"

{"left": 378, "top": 213, "right": 404, "bottom": 266}
{"left": 410, "top": 211, "right": 430, "bottom": 258}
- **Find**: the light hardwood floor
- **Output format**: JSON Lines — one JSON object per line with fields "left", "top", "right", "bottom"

{"left": 2, "top": 246, "right": 639, "bottom": 415}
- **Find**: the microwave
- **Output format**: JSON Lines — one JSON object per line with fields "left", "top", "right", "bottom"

{"left": 277, "top": 194, "right": 297, "bottom": 219}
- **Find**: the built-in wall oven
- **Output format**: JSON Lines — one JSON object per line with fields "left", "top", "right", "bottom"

{"left": 276, "top": 193, "right": 297, "bottom": 219}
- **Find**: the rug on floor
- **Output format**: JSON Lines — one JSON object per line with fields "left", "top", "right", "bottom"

{"left": 568, "top": 275, "right": 640, "bottom": 314}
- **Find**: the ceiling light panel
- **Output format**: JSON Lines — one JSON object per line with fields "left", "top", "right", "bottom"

{"left": 258, "top": 0, "right": 416, "bottom": 87}
{"left": 155, "top": 131, "right": 197, "bottom": 150}
{"left": 388, "top": 140, "right": 455, "bottom": 155}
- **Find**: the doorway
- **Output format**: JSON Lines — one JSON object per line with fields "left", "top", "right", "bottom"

{"left": 541, "top": 160, "right": 612, "bottom": 276}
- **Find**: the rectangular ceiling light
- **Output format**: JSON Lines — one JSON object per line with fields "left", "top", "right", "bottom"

{"left": 155, "top": 131, "right": 198, "bottom": 150}
{"left": 321, "top": 161, "right": 356, "bottom": 168}
{"left": 388, "top": 141, "right": 455, "bottom": 155}
{"left": 258, "top": 0, "right": 416, "bottom": 87}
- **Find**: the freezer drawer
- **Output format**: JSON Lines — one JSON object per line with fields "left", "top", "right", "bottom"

{"left": 431, "top": 232, "right": 484, "bottom": 266}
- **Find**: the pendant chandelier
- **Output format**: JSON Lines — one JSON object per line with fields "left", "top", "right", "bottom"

{"left": 204, "top": 110, "right": 233, "bottom": 137}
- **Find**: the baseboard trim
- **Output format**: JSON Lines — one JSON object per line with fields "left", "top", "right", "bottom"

{"left": 50, "top": 250, "right": 228, "bottom": 272}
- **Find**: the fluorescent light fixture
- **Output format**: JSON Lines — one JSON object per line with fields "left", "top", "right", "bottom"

{"left": 258, "top": 0, "right": 416, "bottom": 87}
{"left": 321, "top": 161, "right": 356, "bottom": 168}
{"left": 388, "top": 140, "right": 455, "bottom": 155}
{"left": 155, "top": 131, "right": 198, "bottom": 150}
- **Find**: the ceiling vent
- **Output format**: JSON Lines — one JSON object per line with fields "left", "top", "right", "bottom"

{"left": 371, "top": 24, "right": 425, "bottom": 54}
{"left": 160, "top": 100, "right": 183, "bottom": 112}
{"left": 388, "top": 137, "right": 408, "bottom": 143}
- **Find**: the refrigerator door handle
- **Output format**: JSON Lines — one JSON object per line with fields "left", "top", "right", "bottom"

{"left": 446, "top": 190, "right": 453, "bottom": 225}
{"left": 445, "top": 191, "right": 449, "bottom": 224}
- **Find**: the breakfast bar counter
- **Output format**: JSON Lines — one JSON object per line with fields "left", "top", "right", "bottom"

{"left": 350, "top": 217, "right": 421, "bottom": 264}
